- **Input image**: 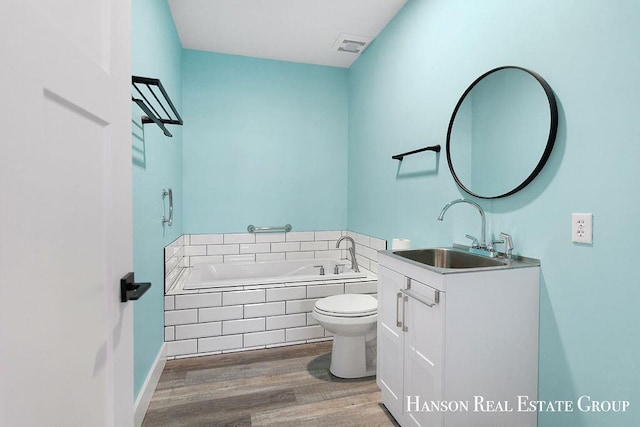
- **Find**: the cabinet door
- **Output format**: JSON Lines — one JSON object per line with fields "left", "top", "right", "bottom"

{"left": 403, "top": 279, "right": 444, "bottom": 427}
{"left": 377, "top": 266, "right": 405, "bottom": 421}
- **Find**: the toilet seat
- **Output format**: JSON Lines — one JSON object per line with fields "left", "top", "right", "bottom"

{"left": 314, "top": 294, "right": 377, "bottom": 318}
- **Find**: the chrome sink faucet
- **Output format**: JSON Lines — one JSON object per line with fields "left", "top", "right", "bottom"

{"left": 438, "top": 198, "right": 486, "bottom": 249}
{"left": 336, "top": 236, "right": 360, "bottom": 272}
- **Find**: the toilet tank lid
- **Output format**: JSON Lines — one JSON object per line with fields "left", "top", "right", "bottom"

{"left": 315, "top": 294, "right": 377, "bottom": 315}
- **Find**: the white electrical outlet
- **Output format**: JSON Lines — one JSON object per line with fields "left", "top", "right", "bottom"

{"left": 572, "top": 213, "right": 593, "bottom": 244}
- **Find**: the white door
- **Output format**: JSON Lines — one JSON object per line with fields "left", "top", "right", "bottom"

{"left": 0, "top": 1, "right": 133, "bottom": 426}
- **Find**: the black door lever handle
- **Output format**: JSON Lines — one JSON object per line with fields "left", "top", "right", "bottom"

{"left": 120, "top": 272, "right": 151, "bottom": 302}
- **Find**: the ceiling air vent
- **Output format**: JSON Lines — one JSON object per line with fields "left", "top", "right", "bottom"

{"left": 332, "top": 33, "right": 374, "bottom": 54}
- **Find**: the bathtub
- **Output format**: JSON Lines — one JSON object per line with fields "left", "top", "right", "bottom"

{"left": 184, "top": 258, "right": 366, "bottom": 290}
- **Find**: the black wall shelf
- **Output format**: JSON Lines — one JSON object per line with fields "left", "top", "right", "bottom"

{"left": 392, "top": 145, "right": 441, "bottom": 161}
{"left": 132, "top": 76, "right": 183, "bottom": 137}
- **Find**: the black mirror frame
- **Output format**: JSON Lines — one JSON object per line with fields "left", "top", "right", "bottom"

{"left": 445, "top": 66, "right": 559, "bottom": 199}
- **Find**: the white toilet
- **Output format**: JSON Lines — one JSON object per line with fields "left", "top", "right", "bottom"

{"left": 312, "top": 294, "right": 378, "bottom": 378}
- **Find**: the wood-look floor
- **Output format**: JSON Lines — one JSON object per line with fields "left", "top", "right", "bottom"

{"left": 143, "top": 341, "right": 399, "bottom": 427}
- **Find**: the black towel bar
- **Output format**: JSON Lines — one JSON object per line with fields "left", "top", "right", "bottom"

{"left": 392, "top": 145, "right": 441, "bottom": 161}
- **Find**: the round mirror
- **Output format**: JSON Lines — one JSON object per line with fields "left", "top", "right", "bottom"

{"left": 446, "top": 66, "right": 558, "bottom": 199}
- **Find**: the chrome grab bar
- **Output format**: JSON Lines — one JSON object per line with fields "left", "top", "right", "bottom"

{"left": 247, "top": 224, "right": 292, "bottom": 233}
{"left": 162, "top": 188, "right": 173, "bottom": 226}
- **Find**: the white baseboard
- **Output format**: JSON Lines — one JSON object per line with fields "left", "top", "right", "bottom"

{"left": 134, "top": 343, "right": 167, "bottom": 427}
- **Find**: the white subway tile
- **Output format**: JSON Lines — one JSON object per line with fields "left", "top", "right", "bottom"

{"left": 223, "top": 289, "right": 265, "bottom": 306}
{"left": 307, "top": 283, "right": 344, "bottom": 298}
{"left": 199, "top": 305, "right": 243, "bottom": 322}
{"left": 271, "top": 242, "right": 300, "bottom": 252}
{"left": 286, "top": 325, "right": 325, "bottom": 342}
{"left": 266, "top": 286, "right": 306, "bottom": 302}
{"left": 355, "top": 233, "right": 370, "bottom": 247}
{"left": 224, "top": 254, "right": 255, "bottom": 263}
{"left": 175, "top": 292, "right": 221, "bottom": 310}
{"left": 165, "top": 309, "right": 198, "bottom": 326}
{"left": 301, "top": 241, "right": 328, "bottom": 251}
{"left": 166, "top": 270, "right": 183, "bottom": 293}
{"left": 306, "top": 313, "right": 318, "bottom": 326}
{"left": 286, "top": 298, "right": 319, "bottom": 314}
{"left": 165, "top": 254, "right": 181, "bottom": 272}
{"left": 164, "top": 296, "right": 175, "bottom": 310}
{"left": 314, "top": 250, "right": 342, "bottom": 260}
{"left": 345, "top": 281, "right": 378, "bottom": 294}
{"left": 165, "top": 326, "right": 175, "bottom": 341}
{"left": 189, "top": 255, "right": 224, "bottom": 266}
{"left": 223, "top": 318, "right": 265, "bottom": 335}
{"left": 207, "top": 244, "right": 239, "bottom": 256}
{"left": 240, "top": 243, "right": 271, "bottom": 254}
{"left": 224, "top": 233, "right": 255, "bottom": 244}
{"left": 369, "top": 237, "right": 387, "bottom": 251}
{"left": 266, "top": 313, "right": 307, "bottom": 330}
{"left": 244, "top": 302, "right": 285, "bottom": 318}
{"left": 355, "top": 254, "right": 370, "bottom": 271}
{"left": 199, "top": 335, "right": 242, "bottom": 353}
{"left": 286, "top": 251, "right": 314, "bottom": 260}
{"left": 175, "top": 322, "right": 222, "bottom": 340}
{"left": 256, "top": 252, "right": 286, "bottom": 262}
{"left": 244, "top": 330, "right": 285, "bottom": 347}
{"left": 255, "top": 232, "right": 286, "bottom": 243}
{"left": 360, "top": 245, "right": 378, "bottom": 261}
{"left": 315, "top": 230, "right": 342, "bottom": 241}
{"left": 190, "top": 234, "right": 224, "bottom": 245}
{"left": 286, "top": 231, "right": 314, "bottom": 242}
{"left": 184, "top": 245, "right": 206, "bottom": 256}
{"left": 167, "top": 340, "right": 197, "bottom": 357}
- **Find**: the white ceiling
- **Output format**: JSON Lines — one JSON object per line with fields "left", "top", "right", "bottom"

{"left": 167, "top": 0, "right": 408, "bottom": 68}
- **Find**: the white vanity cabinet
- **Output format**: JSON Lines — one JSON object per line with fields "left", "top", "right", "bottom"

{"left": 377, "top": 251, "right": 540, "bottom": 427}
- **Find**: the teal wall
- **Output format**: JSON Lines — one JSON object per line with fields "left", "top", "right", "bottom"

{"left": 131, "top": 0, "right": 183, "bottom": 398}
{"left": 348, "top": 0, "right": 640, "bottom": 426}
{"left": 181, "top": 50, "right": 349, "bottom": 234}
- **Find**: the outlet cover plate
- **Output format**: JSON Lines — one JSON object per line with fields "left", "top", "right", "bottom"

{"left": 572, "top": 213, "right": 593, "bottom": 244}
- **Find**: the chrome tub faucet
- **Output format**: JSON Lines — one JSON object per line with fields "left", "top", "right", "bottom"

{"left": 336, "top": 236, "right": 360, "bottom": 273}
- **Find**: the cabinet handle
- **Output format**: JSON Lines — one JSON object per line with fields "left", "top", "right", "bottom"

{"left": 400, "top": 288, "right": 439, "bottom": 307}
{"left": 396, "top": 292, "right": 403, "bottom": 328}
{"left": 402, "top": 296, "right": 408, "bottom": 332}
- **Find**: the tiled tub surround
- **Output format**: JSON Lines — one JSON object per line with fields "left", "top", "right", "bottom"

{"left": 163, "top": 230, "right": 386, "bottom": 358}
{"left": 164, "top": 235, "right": 185, "bottom": 292}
